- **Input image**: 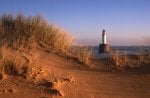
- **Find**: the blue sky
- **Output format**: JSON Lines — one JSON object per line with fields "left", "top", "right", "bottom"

{"left": 0, "top": 0, "right": 150, "bottom": 46}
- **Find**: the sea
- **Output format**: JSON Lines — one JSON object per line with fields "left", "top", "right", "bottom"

{"left": 92, "top": 46, "right": 150, "bottom": 58}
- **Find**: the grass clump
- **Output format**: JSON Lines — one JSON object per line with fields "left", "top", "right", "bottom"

{"left": 72, "top": 46, "right": 93, "bottom": 67}
{"left": 109, "top": 51, "right": 150, "bottom": 70}
{"left": 0, "top": 46, "right": 29, "bottom": 76}
{"left": 0, "top": 14, "right": 73, "bottom": 53}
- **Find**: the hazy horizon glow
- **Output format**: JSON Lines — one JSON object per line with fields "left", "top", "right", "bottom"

{"left": 0, "top": 0, "right": 150, "bottom": 46}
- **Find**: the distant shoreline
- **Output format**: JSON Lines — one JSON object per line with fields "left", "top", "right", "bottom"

{"left": 92, "top": 46, "right": 150, "bottom": 59}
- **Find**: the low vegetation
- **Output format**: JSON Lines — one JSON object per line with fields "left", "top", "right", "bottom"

{"left": 0, "top": 46, "right": 36, "bottom": 78}
{"left": 0, "top": 14, "right": 74, "bottom": 53}
{"left": 109, "top": 51, "right": 150, "bottom": 71}
{"left": 74, "top": 46, "right": 93, "bottom": 66}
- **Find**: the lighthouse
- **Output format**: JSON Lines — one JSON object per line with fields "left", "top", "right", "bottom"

{"left": 102, "top": 29, "right": 107, "bottom": 44}
{"left": 99, "top": 29, "right": 110, "bottom": 53}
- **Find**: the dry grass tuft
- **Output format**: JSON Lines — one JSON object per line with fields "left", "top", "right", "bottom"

{"left": 0, "top": 48, "right": 29, "bottom": 76}
{"left": 72, "top": 46, "right": 93, "bottom": 67}
{"left": 0, "top": 14, "right": 74, "bottom": 53}
{"left": 109, "top": 50, "right": 150, "bottom": 70}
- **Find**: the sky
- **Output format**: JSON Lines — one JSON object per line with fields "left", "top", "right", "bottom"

{"left": 0, "top": 0, "right": 150, "bottom": 46}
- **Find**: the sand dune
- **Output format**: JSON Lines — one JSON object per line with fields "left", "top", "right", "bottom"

{"left": 0, "top": 48, "right": 149, "bottom": 98}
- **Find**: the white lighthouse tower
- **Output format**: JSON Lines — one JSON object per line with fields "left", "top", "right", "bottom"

{"left": 99, "top": 29, "right": 110, "bottom": 53}
{"left": 102, "top": 29, "right": 107, "bottom": 44}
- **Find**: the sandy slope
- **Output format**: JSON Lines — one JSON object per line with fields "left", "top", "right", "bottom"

{"left": 0, "top": 49, "right": 150, "bottom": 98}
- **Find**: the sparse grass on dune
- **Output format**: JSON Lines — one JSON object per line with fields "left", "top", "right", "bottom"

{"left": 0, "top": 14, "right": 93, "bottom": 79}
{"left": 0, "top": 14, "right": 74, "bottom": 53}
{"left": 0, "top": 46, "right": 35, "bottom": 78}
{"left": 0, "top": 14, "right": 93, "bottom": 96}
{"left": 75, "top": 46, "right": 93, "bottom": 67}
{"left": 109, "top": 50, "right": 150, "bottom": 71}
